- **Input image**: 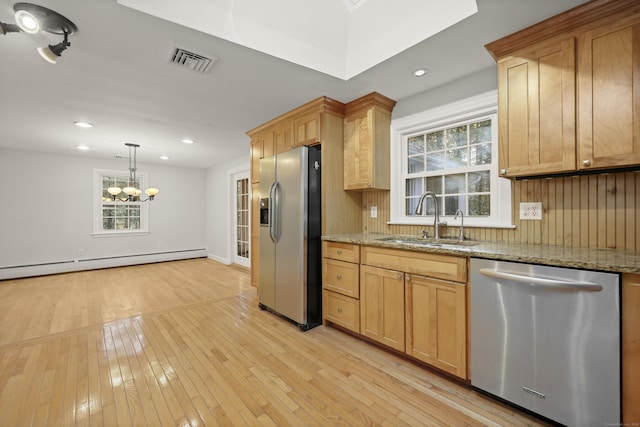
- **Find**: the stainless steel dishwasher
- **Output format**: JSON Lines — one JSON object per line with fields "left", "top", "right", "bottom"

{"left": 470, "top": 258, "right": 620, "bottom": 426}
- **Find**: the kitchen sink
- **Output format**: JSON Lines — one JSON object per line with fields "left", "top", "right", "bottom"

{"left": 375, "top": 236, "right": 480, "bottom": 250}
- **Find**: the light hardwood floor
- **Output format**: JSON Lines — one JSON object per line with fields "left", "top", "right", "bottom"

{"left": 0, "top": 259, "right": 548, "bottom": 426}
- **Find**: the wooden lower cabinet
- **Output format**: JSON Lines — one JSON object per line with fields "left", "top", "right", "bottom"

{"left": 324, "top": 290, "right": 360, "bottom": 332}
{"left": 405, "top": 274, "right": 467, "bottom": 379}
{"left": 360, "top": 265, "right": 405, "bottom": 352}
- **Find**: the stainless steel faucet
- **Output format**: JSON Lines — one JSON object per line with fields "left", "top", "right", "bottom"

{"left": 454, "top": 209, "right": 464, "bottom": 241}
{"left": 415, "top": 191, "right": 443, "bottom": 239}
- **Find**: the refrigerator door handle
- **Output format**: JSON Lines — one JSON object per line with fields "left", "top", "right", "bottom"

{"left": 269, "top": 181, "right": 279, "bottom": 243}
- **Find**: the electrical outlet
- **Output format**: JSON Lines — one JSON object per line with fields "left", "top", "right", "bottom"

{"left": 370, "top": 206, "right": 378, "bottom": 218}
{"left": 520, "top": 202, "right": 542, "bottom": 220}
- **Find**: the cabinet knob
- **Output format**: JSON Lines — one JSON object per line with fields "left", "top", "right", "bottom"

{"left": 336, "top": 274, "right": 342, "bottom": 280}
{"left": 367, "top": 182, "right": 372, "bottom": 187}
{"left": 337, "top": 249, "right": 343, "bottom": 255}
{"left": 582, "top": 159, "right": 591, "bottom": 167}
{"left": 500, "top": 169, "right": 507, "bottom": 175}
{"left": 337, "top": 307, "right": 343, "bottom": 313}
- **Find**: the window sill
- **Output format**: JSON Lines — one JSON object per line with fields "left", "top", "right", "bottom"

{"left": 92, "top": 231, "right": 150, "bottom": 238}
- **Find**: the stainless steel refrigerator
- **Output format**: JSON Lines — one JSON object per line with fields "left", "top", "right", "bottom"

{"left": 258, "top": 146, "right": 322, "bottom": 330}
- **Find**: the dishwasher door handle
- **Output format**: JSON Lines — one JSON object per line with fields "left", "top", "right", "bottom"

{"left": 479, "top": 268, "right": 603, "bottom": 292}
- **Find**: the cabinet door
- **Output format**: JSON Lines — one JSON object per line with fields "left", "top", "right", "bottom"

{"left": 360, "top": 265, "right": 404, "bottom": 351}
{"left": 578, "top": 16, "right": 640, "bottom": 170}
{"left": 405, "top": 274, "right": 466, "bottom": 378}
{"left": 497, "top": 38, "right": 576, "bottom": 177}
{"left": 274, "top": 124, "right": 294, "bottom": 154}
{"left": 294, "top": 112, "right": 321, "bottom": 147}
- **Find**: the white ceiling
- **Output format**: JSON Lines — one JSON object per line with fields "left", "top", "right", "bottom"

{"left": 0, "top": 0, "right": 590, "bottom": 169}
{"left": 117, "top": 0, "right": 478, "bottom": 80}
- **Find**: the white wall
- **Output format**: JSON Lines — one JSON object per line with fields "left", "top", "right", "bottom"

{"left": 205, "top": 155, "right": 250, "bottom": 264}
{"left": 393, "top": 66, "right": 497, "bottom": 119}
{"left": 0, "top": 148, "right": 207, "bottom": 278}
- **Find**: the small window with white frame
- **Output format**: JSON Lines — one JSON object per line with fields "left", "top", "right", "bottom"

{"left": 390, "top": 91, "right": 512, "bottom": 228}
{"left": 93, "top": 169, "right": 150, "bottom": 236}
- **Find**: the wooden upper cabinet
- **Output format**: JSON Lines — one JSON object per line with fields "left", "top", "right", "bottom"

{"left": 497, "top": 38, "right": 576, "bottom": 177}
{"left": 486, "top": 0, "right": 640, "bottom": 177}
{"left": 294, "top": 112, "right": 321, "bottom": 147}
{"left": 343, "top": 93, "right": 396, "bottom": 190}
{"left": 578, "top": 15, "right": 640, "bottom": 170}
{"left": 274, "top": 123, "right": 294, "bottom": 154}
{"left": 249, "top": 130, "right": 275, "bottom": 183}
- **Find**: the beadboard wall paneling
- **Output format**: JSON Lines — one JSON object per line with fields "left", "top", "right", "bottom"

{"left": 361, "top": 171, "right": 640, "bottom": 250}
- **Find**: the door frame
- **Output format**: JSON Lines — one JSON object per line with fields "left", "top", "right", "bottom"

{"left": 230, "top": 168, "right": 251, "bottom": 268}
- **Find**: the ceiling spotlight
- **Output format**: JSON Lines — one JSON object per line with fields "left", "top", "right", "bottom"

{"left": 413, "top": 68, "right": 428, "bottom": 77}
{"left": 74, "top": 121, "right": 93, "bottom": 128}
{"left": 75, "top": 144, "right": 90, "bottom": 150}
{"left": 14, "top": 8, "right": 39, "bottom": 33}
{"left": 181, "top": 139, "right": 195, "bottom": 144}
{"left": 160, "top": 155, "right": 170, "bottom": 160}
{"left": 10, "top": 3, "right": 78, "bottom": 63}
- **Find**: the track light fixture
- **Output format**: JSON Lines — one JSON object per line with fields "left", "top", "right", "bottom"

{"left": 1, "top": 3, "right": 77, "bottom": 64}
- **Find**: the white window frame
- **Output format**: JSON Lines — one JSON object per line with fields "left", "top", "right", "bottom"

{"left": 92, "top": 168, "right": 150, "bottom": 237}
{"left": 390, "top": 90, "right": 513, "bottom": 228}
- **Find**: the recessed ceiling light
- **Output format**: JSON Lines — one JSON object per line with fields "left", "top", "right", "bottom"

{"left": 413, "top": 68, "right": 428, "bottom": 77}
{"left": 160, "top": 155, "right": 170, "bottom": 160}
{"left": 75, "top": 144, "right": 90, "bottom": 150}
{"left": 74, "top": 121, "right": 93, "bottom": 128}
{"left": 181, "top": 139, "right": 195, "bottom": 144}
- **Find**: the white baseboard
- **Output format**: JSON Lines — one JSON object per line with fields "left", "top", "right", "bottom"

{"left": 0, "top": 249, "right": 208, "bottom": 280}
{"left": 207, "top": 253, "right": 230, "bottom": 265}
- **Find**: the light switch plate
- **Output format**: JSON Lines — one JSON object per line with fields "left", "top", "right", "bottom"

{"left": 370, "top": 205, "right": 378, "bottom": 218}
{"left": 520, "top": 202, "right": 542, "bottom": 220}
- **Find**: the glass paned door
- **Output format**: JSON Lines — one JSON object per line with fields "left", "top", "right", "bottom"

{"left": 233, "top": 172, "right": 250, "bottom": 267}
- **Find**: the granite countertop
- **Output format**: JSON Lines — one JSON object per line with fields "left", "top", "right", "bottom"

{"left": 322, "top": 232, "right": 640, "bottom": 274}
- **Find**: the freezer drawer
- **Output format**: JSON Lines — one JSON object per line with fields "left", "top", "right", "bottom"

{"left": 470, "top": 258, "right": 620, "bottom": 426}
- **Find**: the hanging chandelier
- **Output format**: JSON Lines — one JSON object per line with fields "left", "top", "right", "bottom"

{"left": 107, "top": 143, "right": 159, "bottom": 202}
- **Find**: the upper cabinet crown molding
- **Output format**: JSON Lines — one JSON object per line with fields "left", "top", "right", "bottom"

{"left": 485, "top": 0, "right": 640, "bottom": 60}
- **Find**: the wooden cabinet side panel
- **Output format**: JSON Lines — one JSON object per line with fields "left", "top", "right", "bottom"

{"left": 322, "top": 113, "right": 363, "bottom": 235}
{"left": 250, "top": 139, "right": 262, "bottom": 184}
{"left": 622, "top": 273, "right": 640, "bottom": 424}
{"left": 373, "top": 108, "right": 391, "bottom": 190}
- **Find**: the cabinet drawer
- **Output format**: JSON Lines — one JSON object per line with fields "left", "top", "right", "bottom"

{"left": 323, "top": 241, "right": 360, "bottom": 263}
{"left": 323, "top": 258, "right": 359, "bottom": 298}
{"left": 361, "top": 245, "right": 466, "bottom": 283}
{"left": 324, "top": 290, "right": 360, "bottom": 333}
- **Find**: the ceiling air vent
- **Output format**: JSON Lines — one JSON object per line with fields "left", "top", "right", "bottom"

{"left": 170, "top": 47, "right": 217, "bottom": 73}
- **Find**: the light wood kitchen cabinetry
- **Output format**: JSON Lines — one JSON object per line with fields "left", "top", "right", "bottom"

{"left": 360, "top": 265, "right": 405, "bottom": 352}
{"left": 322, "top": 243, "right": 469, "bottom": 378}
{"left": 343, "top": 93, "right": 396, "bottom": 190}
{"left": 577, "top": 14, "right": 640, "bottom": 170}
{"left": 496, "top": 38, "right": 576, "bottom": 177}
{"left": 405, "top": 274, "right": 467, "bottom": 378}
{"left": 294, "top": 111, "right": 321, "bottom": 147}
{"left": 248, "top": 96, "right": 363, "bottom": 288}
{"left": 322, "top": 241, "right": 360, "bottom": 332}
{"left": 486, "top": 0, "right": 640, "bottom": 177}
{"left": 249, "top": 131, "right": 274, "bottom": 184}
{"left": 622, "top": 273, "right": 640, "bottom": 425}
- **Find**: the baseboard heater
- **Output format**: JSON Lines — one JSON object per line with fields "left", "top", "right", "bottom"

{"left": 0, "top": 248, "right": 207, "bottom": 280}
